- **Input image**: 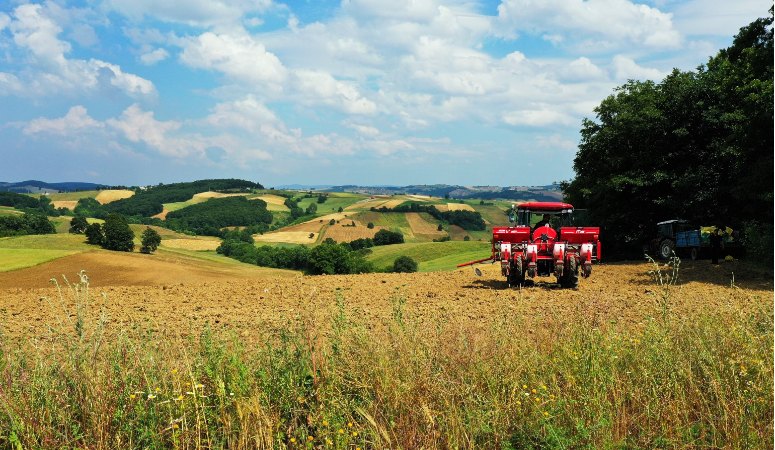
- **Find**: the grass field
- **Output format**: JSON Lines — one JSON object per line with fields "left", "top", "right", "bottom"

{"left": 366, "top": 241, "right": 490, "bottom": 270}
{"left": 0, "top": 248, "right": 81, "bottom": 272}
{"left": 45, "top": 190, "right": 100, "bottom": 202}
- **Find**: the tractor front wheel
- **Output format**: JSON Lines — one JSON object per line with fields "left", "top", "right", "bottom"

{"left": 659, "top": 239, "right": 675, "bottom": 260}
{"left": 561, "top": 256, "right": 578, "bottom": 289}
{"left": 508, "top": 258, "right": 525, "bottom": 288}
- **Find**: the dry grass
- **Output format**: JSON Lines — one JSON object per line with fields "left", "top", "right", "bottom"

{"left": 406, "top": 212, "right": 444, "bottom": 235}
{"left": 192, "top": 191, "right": 249, "bottom": 200}
{"left": 94, "top": 189, "right": 134, "bottom": 204}
{"left": 254, "top": 231, "right": 319, "bottom": 244}
{"left": 151, "top": 208, "right": 171, "bottom": 220}
{"left": 52, "top": 200, "right": 78, "bottom": 210}
{"left": 446, "top": 203, "right": 475, "bottom": 211}
{"left": 161, "top": 239, "right": 221, "bottom": 251}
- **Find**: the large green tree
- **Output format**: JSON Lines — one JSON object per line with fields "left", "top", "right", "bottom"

{"left": 103, "top": 214, "right": 135, "bottom": 252}
{"left": 563, "top": 12, "right": 773, "bottom": 256}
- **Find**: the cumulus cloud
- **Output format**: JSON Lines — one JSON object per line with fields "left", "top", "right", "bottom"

{"left": 106, "top": 104, "right": 205, "bottom": 158}
{"left": 139, "top": 47, "right": 170, "bottom": 65}
{"left": 23, "top": 105, "right": 103, "bottom": 135}
{"left": 610, "top": 55, "right": 667, "bottom": 81}
{"left": 497, "top": 0, "right": 682, "bottom": 50}
{"left": 502, "top": 108, "right": 576, "bottom": 127}
{"left": 179, "top": 32, "right": 286, "bottom": 84}
{"left": 3, "top": 3, "right": 156, "bottom": 99}
{"left": 205, "top": 94, "right": 280, "bottom": 131}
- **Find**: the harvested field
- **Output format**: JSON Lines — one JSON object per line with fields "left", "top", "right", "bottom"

{"left": 95, "top": 189, "right": 134, "bottom": 204}
{"left": 406, "top": 212, "right": 444, "bottom": 235}
{"left": 434, "top": 204, "right": 449, "bottom": 212}
{"left": 378, "top": 199, "right": 406, "bottom": 209}
{"left": 255, "top": 231, "right": 318, "bottom": 244}
{"left": 446, "top": 202, "right": 474, "bottom": 211}
{"left": 192, "top": 191, "right": 250, "bottom": 200}
{"left": 0, "top": 259, "right": 770, "bottom": 342}
{"left": 161, "top": 239, "right": 221, "bottom": 251}
{"left": 322, "top": 220, "right": 386, "bottom": 242}
{"left": 254, "top": 194, "right": 288, "bottom": 206}
{"left": 151, "top": 208, "right": 170, "bottom": 220}
{"left": 52, "top": 200, "right": 78, "bottom": 210}
{"left": 449, "top": 224, "right": 471, "bottom": 240}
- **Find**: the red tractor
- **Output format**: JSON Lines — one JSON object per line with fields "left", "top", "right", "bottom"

{"left": 458, "top": 202, "right": 600, "bottom": 288}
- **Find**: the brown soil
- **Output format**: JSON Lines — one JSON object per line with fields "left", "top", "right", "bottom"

{"left": 0, "top": 258, "right": 770, "bottom": 342}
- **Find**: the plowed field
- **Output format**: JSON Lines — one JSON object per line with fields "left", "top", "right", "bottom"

{"left": 0, "top": 257, "right": 770, "bottom": 343}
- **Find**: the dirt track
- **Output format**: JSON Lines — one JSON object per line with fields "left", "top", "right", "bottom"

{"left": 0, "top": 255, "right": 770, "bottom": 341}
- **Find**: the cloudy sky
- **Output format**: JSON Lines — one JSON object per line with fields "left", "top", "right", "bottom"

{"left": 0, "top": 0, "right": 766, "bottom": 188}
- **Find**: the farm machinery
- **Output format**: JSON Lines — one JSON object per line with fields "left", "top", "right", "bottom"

{"left": 458, "top": 202, "right": 600, "bottom": 288}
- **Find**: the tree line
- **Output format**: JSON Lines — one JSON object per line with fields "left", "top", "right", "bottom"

{"left": 562, "top": 11, "right": 773, "bottom": 261}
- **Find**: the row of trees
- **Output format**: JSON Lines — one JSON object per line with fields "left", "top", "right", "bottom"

{"left": 0, "top": 213, "right": 56, "bottom": 237}
{"left": 71, "top": 215, "right": 161, "bottom": 254}
{"left": 562, "top": 12, "right": 773, "bottom": 260}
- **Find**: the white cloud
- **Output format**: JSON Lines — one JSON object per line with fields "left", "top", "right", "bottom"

{"left": 106, "top": 104, "right": 206, "bottom": 158}
{"left": 497, "top": 0, "right": 682, "bottom": 50}
{"left": 671, "top": 0, "right": 765, "bottom": 37}
{"left": 205, "top": 94, "right": 280, "bottom": 131}
{"left": 502, "top": 108, "right": 576, "bottom": 127}
{"left": 341, "top": 0, "right": 440, "bottom": 22}
{"left": 342, "top": 120, "right": 380, "bottom": 137}
{"left": 23, "top": 105, "right": 103, "bottom": 135}
{"left": 139, "top": 47, "right": 170, "bottom": 65}
{"left": 4, "top": 3, "right": 156, "bottom": 99}
{"left": 0, "top": 12, "right": 12, "bottom": 31}
{"left": 179, "top": 32, "right": 287, "bottom": 84}
{"left": 610, "top": 55, "right": 667, "bottom": 81}
{"left": 293, "top": 70, "right": 378, "bottom": 115}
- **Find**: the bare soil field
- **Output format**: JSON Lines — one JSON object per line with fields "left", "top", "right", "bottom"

{"left": 95, "top": 190, "right": 135, "bottom": 204}
{"left": 0, "top": 258, "right": 770, "bottom": 343}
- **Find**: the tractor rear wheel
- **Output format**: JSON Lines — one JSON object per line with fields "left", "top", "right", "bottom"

{"left": 561, "top": 256, "right": 578, "bottom": 289}
{"left": 690, "top": 247, "right": 700, "bottom": 260}
{"left": 659, "top": 239, "right": 675, "bottom": 260}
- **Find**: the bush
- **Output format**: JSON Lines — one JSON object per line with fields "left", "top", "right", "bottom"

{"left": 393, "top": 256, "right": 418, "bottom": 273}
{"left": 374, "top": 229, "right": 404, "bottom": 246}
{"left": 367, "top": 222, "right": 374, "bottom": 229}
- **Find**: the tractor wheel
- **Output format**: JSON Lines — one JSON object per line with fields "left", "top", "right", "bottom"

{"left": 690, "top": 247, "right": 700, "bottom": 260}
{"left": 561, "top": 257, "right": 578, "bottom": 289}
{"left": 508, "top": 258, "right": 525, "bottom": 288}
{"left": 659, "top": 239, "right": 675, "bottom": 260}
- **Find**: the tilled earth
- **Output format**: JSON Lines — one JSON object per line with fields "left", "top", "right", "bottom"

{"left": 0, "top": 254, "right": 771, "bottom": 341}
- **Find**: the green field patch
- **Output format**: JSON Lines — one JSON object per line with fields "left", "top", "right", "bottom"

{"left": 0, "top": 232, "right": 92, "bottom": 250}
{"left": 366, "top": 241, "right": 490, "bottom": 271}
{"left": 419, "top": 247, "right": 493, "bottom": 272}
{"left": 0, "top": 248, "right": 81, "bottom": 272}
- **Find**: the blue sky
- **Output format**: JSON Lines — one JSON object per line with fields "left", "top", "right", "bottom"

{"left": 0, "top": 0, "right": 767, "bottom": 188}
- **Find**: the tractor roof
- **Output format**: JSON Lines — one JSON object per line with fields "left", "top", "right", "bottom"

{"left": 516, "top": 202, "right": 574, "bottom": 212}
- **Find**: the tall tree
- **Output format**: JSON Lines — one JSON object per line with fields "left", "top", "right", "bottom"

{"left": 103, "top": 214, "right": 135, "bottom": 252}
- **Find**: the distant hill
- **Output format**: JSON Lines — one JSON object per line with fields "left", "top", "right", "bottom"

{"left": 0, "top": 180, "right": 107, "bottom": 194}
{"left": 319, "top": 184, "right": 563, "bottom": 202}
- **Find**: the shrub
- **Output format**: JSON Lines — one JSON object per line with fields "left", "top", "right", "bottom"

{"left": 374, "top": 229, "right": 404, "bottom": 246}
{"left": 393, "top": 256, "right": 418, "bottom": 273}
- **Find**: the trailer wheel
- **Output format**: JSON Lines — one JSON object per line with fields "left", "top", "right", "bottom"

{"left": 659, "top": 239, "right": 675, "bottom": 260}
{"left": 690, "top": 247, "right": 699, "bottom": 260}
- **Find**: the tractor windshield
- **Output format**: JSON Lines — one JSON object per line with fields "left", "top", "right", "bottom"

{"left": 516, "top": 210, "right": 574, "bottom": 229}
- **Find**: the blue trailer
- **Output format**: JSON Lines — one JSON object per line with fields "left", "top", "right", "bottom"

{"left": 647, "top": 220, "right": 743, "bottom": 260}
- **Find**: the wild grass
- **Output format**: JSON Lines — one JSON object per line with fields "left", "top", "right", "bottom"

{"left": 0, "top": 267, "right": 771, "bottom": 449}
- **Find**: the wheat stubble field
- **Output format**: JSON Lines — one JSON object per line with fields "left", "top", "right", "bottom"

{"left": 0, "top": 253, "right": 772, "bottom": 449}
